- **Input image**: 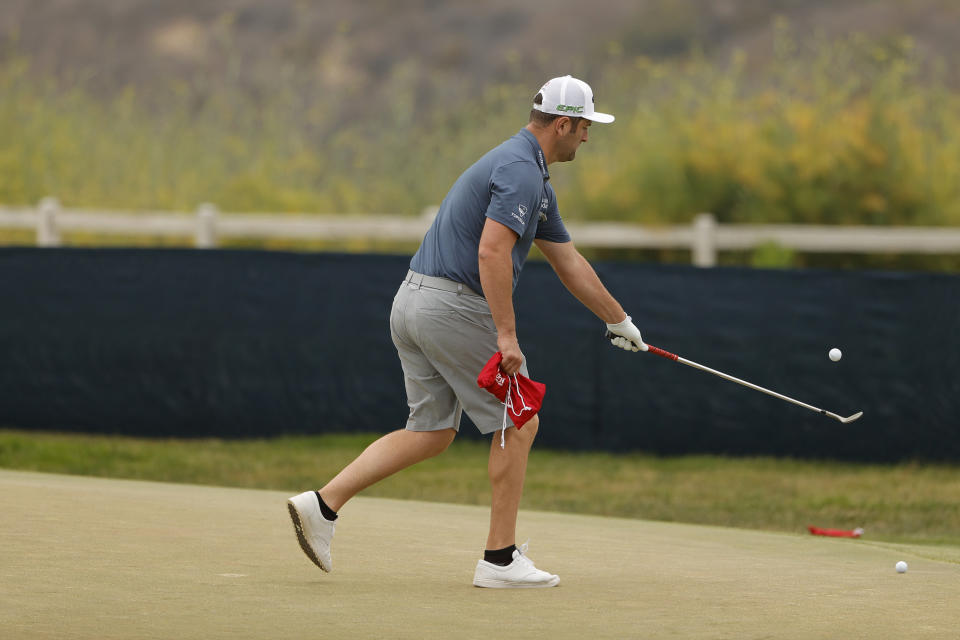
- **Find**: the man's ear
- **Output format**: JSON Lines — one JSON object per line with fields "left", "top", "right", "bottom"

{"left": 554, "top": 116, "right": 571, "bottom": 136}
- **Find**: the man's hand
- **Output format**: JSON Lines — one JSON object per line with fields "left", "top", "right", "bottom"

{"left": 497, "top": 333, "right": 524, "bottom": 375}
{"left": 606, "top": 314, "right": 648, "bottom": 352}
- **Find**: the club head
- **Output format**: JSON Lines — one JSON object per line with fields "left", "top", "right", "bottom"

{"left": 838, "top": 411, "right": 863, "bottom": 424}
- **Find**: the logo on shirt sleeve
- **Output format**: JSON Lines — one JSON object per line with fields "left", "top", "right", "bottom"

{"left": 538, "top": 197, "right": 549, "bottom": 222}
{"left": 511, "top": 203, "right": 529, "bottom": 224}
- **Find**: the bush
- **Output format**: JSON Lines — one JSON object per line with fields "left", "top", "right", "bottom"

{"left": 2, "top": 26, "right": 958, "bottom": 234}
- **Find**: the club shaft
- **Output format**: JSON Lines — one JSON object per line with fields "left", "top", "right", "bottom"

{"left": 610, "top": 337, "right": 857, "bottom": 421}
{"left": 673, "top": 356, "right": 826, "bottom": 416}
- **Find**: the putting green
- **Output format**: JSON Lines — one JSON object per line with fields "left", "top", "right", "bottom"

{"left": 1, "top": 469, "right": 957, "bottom": 639}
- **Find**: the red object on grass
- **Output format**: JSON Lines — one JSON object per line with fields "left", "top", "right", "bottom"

{"left": 476, "top": 352, "right": 545, "bottom": 429}
{"left": 808, "top": 525, "right": 864, "bottom": 538}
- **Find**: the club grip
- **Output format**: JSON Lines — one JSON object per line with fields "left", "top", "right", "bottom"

{"left": 646, "top": 345, "right": 679, "bottom": 361}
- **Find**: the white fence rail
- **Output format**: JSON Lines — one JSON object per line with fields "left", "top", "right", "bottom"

{"left": 2, "top": 198, "right": 959, "bottom": 267}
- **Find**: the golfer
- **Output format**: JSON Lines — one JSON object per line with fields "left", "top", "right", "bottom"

{"left": 287, "top": 75, "right": 647, "bottom": 588}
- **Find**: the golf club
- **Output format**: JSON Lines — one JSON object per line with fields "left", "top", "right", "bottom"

{"left": 606, "top": 332, "right": 863, "bottom": 424}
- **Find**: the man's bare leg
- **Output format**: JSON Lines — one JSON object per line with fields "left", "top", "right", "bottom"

{"left": 319, "top": 428, "right": 456, "bottom": 512}
{"left": 485, "top": 415, "right": 539, "bottom": 550}
{"left": 473, "top": 415, "right": 557, "bottom": 587}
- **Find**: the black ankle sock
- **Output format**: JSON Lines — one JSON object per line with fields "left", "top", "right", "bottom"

{"left": 483, "top": 544, "right": 517, "bottom": 567}
{"left": 314, "top": 491, "right": 338, "bottom": 521}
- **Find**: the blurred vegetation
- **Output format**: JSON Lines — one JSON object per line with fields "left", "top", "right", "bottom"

{"left": 2, "top": 24, "right": 959, "bottom": 268}
{"left": 565, "top": 26, "right": 960, "bottom": 228}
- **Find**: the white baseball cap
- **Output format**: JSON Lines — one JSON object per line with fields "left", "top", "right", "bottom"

{"left": 532, "top": 75, "right": 615, "bottom": 124}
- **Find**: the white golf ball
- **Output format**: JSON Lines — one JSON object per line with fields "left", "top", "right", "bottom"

{"left": 829, "top": 348, "right": 842, "bottom": 362}
{"left": 896, "top": 561, "right": 908, "bottom": 573}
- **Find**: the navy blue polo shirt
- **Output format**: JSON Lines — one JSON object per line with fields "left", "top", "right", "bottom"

{"left": 409, "top": 128, "right": 571, "bottom": 296}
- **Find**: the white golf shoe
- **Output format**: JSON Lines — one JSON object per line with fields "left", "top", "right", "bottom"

{"left": 473, "top": 542, "right": 560, "bottom": 588}
{"left": 286, "top": 491, "right": 335, "bottom": 572}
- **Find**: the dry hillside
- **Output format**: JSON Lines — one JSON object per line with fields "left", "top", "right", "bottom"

{"left": 2, "top": 0, "right": 957, "bottom": 115}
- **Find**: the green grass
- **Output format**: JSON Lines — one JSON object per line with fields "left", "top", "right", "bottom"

{"left": 2, "top": 429, "right": 958, "bottom": 546}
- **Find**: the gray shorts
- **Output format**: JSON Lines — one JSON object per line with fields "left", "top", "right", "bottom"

{"left": 390, "top": 270, "right": 530, "bottom": 435}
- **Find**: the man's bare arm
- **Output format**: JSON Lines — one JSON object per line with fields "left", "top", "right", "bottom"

{"left": 534, "top": 238, "right": 626, "bottom": 323}
{"left": 479, "top": 218, "right": 524, "bottom": 374}
{"left": 535, "top": 238, "right": 648, "bottom": 351}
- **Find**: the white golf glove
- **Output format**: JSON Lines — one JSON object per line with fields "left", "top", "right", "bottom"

{"left": 606, "top": 314, "right": 648, "bottom": 352}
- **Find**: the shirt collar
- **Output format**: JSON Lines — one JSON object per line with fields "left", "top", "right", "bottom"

{"left": 518, "top": 128, "right": 550, "bottom": 181}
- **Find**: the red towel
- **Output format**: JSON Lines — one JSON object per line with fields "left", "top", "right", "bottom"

{"left": 808, "top": 526, "right": 864, "bottom": 538}
{"left": 476, "top": 352, "right": 545, "bottom": 429}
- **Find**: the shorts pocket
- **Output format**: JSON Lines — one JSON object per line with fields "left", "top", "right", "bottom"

{"left": 416, "top": 307, "right": 458, "bottom": 317}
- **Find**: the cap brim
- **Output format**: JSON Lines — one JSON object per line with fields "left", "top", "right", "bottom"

{"left": 585, "top": 112, "right": 615, "bottom": 124}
